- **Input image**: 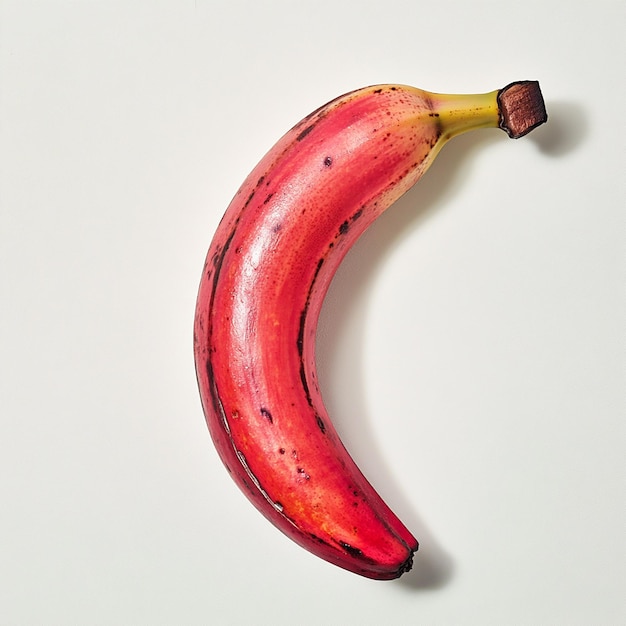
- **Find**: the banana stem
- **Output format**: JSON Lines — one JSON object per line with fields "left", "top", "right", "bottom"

{"left": 497, "top": 81, "right": 548, "bottom": 138}
{"left": 432, "top": 80, "right": 547, "bottom": 140}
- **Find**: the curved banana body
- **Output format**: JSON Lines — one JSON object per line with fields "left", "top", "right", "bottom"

{"left": 194, "top": 82, "right": 546, "bottom": 579}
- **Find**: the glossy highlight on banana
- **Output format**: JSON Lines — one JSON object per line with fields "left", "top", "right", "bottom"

{"left": 193, "top": 81, "right": 547, "bottom": 579}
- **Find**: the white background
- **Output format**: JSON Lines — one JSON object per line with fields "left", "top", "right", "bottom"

{"left": 1, "top": 1, "right": 624, "bottom": 624}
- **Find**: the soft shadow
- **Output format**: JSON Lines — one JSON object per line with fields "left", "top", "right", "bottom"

{"left": 316, "top": 129, "right": 503, "bottom": 592}
{"left": 399, "top": 528, "right": 455, "bottom": 591}
{"left": 529, "top": 100, "right": 588, "bottom": 156}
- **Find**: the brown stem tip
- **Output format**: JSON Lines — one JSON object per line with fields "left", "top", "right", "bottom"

{"left": 497, "top": 81, "right": 548, "bottom": 139}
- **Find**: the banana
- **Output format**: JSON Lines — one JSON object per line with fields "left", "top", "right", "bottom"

{"left": 193, "top": 81, "right": 546, "bottom": 579}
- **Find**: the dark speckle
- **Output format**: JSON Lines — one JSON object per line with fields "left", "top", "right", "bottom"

{"left": 339, "top": 541, "right": 363, "bottom": 558}
{"left": 279, "top": 447, "right": 286, "bottom": 454}
{"left": 351, "top": 208, "right": 364, "bottom": 222}
{"left": 315, "top": 414, "right": 326, "bottom": 434}
{"left": 244, "top": 190, "right": 255, "bottom": 208}
{"left": 323, "top": 156, "right": 333, "bottom": 167}
{"left": 338, "top": 220, "right": 349, "bottom": 235}
{"left": 296, "top": 124, "right": 315, "bottom": 141}
{"left": 260, "top": 407, "right": 273, "bottom": 423}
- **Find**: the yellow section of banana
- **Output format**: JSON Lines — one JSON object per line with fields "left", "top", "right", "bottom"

{"left": 428, "top": 89, "right": 501, "bottom": 141}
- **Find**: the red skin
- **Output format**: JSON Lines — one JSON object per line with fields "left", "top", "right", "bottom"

{"left": 194, "top": 85, "right": 450, "bottom": 579}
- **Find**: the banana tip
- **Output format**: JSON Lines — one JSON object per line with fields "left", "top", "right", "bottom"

{"left": 497, "top": 80, "right": 548, "bottom": 139}
{"left": 394, "top": 542, "right": 418, "bottom": 579}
